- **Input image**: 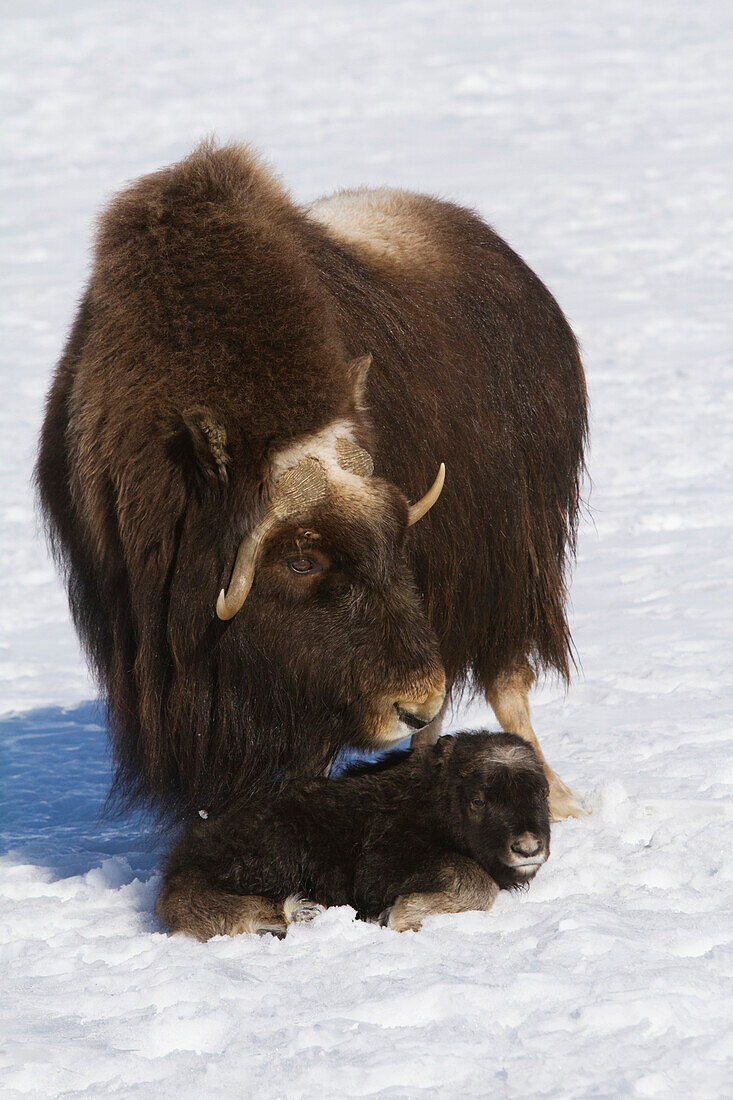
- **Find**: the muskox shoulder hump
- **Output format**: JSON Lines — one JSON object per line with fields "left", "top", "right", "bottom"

{"left": 307, "top": 187, "right": 443, "bottom": 266}
{"left": 96, "top": 139, "right": 294, "bottom": 255}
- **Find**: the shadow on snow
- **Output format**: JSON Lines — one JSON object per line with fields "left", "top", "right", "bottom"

{"left": 0, "top": 700, "right": 159, "bottom": 881}
{"left": 0, "top": 700, "right": 410, "bottom": 883}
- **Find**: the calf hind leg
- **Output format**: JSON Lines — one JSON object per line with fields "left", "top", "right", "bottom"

{"left": 486, "top": 665, "right": 585, "bottom": 822}
{"left": 156, "top": 869, "right": 322, "bottom": 941}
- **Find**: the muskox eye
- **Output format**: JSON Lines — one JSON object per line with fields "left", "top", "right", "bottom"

{"left": 288, "top": 557, "right": 319, "bottom": 575}
{"left": 471, "top": 797, "right": 485, "bottom": 808}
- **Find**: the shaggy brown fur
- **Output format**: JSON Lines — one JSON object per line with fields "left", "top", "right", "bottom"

{"left": 157, "top": 731, "right": 550, "bottom": 939}
{"left": 37, "top": 141, "right": 587, "bottom": 819}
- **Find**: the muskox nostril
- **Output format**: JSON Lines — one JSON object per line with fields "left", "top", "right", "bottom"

{"left": 392, "top": 676, "right": 445, "bottom": 733}
{"left": 395, "top": 704, "right": 430, "bottom": 731}
{"left": 511, "top": 833, "right": 542, "bottom": 858}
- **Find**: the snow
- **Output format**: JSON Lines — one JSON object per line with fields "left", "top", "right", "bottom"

{"left": 1, "top": 0, "right": 732, "bottom": 1096}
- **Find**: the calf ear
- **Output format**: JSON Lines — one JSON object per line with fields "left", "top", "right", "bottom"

{"left": 433, "top": 735, "right": 456, "bottom": 763}
{"left": 166, "top": 407, "right": 230, "bottom": 491}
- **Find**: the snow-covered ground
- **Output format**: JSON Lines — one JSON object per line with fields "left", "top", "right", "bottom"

{"left": 2, "top": 1, "right": 732, "bottom": 1096}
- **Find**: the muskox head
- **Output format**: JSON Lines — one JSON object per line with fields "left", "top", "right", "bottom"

{"left": 175, "top": 364, "right": 446, "bottom": 768}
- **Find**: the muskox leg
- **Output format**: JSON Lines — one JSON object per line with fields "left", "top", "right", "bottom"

{"left": 380, "top": 855, "right": 499, "bottom": 933}
{"left": 156, "top": 869, "right": 322, "bottom": 941}
{"left": 486, "top": 665, "right": 584, "bottom": 821}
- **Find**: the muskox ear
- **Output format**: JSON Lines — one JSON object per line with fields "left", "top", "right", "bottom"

{"left": 166, "top": 407, "right": 230, "bottom": 490}
{"left": 346, "top": 353, "right": 372, "bottom": 409}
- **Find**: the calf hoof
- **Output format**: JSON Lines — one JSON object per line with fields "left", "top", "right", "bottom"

{"left": 378, "top": 900, "right": 423, "bottom": 933}
{"left": 284, "top": 895, "right": 325, "bottom": 925}
{"left": 255, "top": 921, "right": 288, "bottom": 940}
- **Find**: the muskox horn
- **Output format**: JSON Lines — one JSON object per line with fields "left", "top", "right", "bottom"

{"left": 216, "top": 524, "right": 269, "bottom": 621}
{"left": 406, "top": 463, "right": 445, "bottom": 527}
{"left": 216, "top": 457, "right": 329, "bottom": 620}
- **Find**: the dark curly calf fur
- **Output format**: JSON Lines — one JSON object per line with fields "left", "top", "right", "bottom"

{"left": 157, "top": 731, "right": 550, "bottom": 938}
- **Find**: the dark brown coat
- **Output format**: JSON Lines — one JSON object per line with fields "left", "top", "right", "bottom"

{"left": 37, "top": 142, "right": 587, "bottom": 818}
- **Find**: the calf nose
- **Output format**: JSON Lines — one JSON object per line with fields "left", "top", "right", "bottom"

{"left": 511, "top": 832, "right": 543, "bottom": 858}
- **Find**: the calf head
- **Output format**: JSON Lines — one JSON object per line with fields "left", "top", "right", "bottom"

{"left": 435, "top": 732, "right": 551, "bottom": 888}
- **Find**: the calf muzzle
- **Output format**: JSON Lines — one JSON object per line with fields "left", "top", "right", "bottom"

{"left": 511, "top": 832, "right": 544, "bottom": 859}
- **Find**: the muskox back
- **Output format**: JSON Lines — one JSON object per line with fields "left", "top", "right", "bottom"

{"left": 36, "top": 143, "right": 587, "bottom": 819}
{"left": 303, "top": 187, "right": 587, "bottom": 688}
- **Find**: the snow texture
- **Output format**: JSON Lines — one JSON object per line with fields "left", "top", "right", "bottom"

{"left": 1, "top": 1, "right": 732, "bottom": 1096}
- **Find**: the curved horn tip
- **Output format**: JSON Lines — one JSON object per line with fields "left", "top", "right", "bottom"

{"left": 216, "top": 589, "right": 234, "bottom": 621}
{"left": 407, "top": 462, "right": 446, "bottom": 527}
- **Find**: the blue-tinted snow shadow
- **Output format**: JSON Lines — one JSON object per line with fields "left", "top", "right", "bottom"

{"left": 0, "top": 701, "right": 160, "bottom": 881}
{"left": 331, "top": 739, "right": 412, "bottom": 775}
{"left": 0, "top": 701, "right": 409, "bottom": 883}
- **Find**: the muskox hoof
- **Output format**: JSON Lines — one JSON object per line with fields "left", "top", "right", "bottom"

{"left": 378, "top": 906, "right": 393, "bottom": 929}
{"left": 548, "top": 772, "right": 588, "bottom": 822}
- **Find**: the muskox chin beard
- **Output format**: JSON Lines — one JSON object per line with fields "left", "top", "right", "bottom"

{"left": 103, "top": 637, "right": 357, "bottom": 824}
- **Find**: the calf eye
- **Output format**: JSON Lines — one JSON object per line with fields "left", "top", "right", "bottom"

{"left": 471, "top": 797, "right": 485, "bottom": 808}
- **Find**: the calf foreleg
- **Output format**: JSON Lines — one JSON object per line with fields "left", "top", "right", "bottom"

{"left": 380, "top": 855, "right": 499, "bottom": 933}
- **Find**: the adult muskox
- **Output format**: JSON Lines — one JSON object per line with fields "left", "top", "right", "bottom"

{"left": 37, "top": 141, "right": 587, "bottom": 828}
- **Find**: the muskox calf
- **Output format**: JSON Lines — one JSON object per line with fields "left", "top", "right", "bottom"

{"left": 157, "top": 732, "right": 551, "bottom": 939}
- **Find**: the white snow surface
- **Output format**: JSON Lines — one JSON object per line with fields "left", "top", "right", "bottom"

{"left": 2, "top": 1, "right": 732, "bottom": 1096}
